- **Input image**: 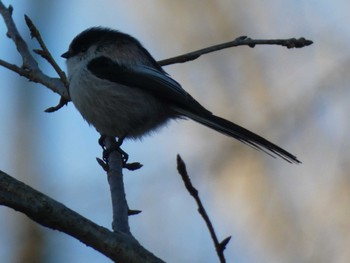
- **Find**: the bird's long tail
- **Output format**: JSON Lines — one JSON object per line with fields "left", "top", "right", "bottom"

{"left": 176, "top": 109, "right": 300, "bottom": 164}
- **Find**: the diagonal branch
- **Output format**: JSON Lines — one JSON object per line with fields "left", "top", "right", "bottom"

{"left": 0, "top": 3, "right": 37, "bottom": 69}
{"left": 24, "top": 15, "right": 70, "bottom": 112}
{"left": 24, "top": 15, "right": 69, "bottom": 88}
{"left": 0, "top": 2, "right": 68, "bottom": 98}
{"left": 176, "top": 155, "right": 231, "bottom": 263}
{"left": 0, "top": 170, "right": 164, "bottom": 263}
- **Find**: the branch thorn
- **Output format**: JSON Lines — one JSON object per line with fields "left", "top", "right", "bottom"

{"left": 96, "top": 157, "right": 109, "bottom": 171}
{"left": 128, "top": 209, "right": 142, "bottom": 216}
{"left": 124, "top": 162, "right": 143, "bottom": 171}
{"left": 219, "top": 236, "right": 232, "bottom": 251}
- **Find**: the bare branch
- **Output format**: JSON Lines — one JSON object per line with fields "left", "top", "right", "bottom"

{"left": 0, "top": 3, "right": 36, "bottom": 69}
{"left": 0, "top": 58, "right": 30, "bottom": 77}
{"left": 24, "top": 15, "right": 69, "bottom": 88}
{"left": 103, "top": 137, "right": 131, "bottom": 234}
{"left": 159, "top": 36, "right": 313, "bottom": 66}
{"left": 0, "top": 2, "right": 68, "bottom": 98}
{"left": 23, "top": 15, "right": 69, "bottom": 113}
{"left": 176, "top": 155, "right": 230, "bottom": 263}
{"left": 0, "top": 170, "right": 164, "bottom": 263}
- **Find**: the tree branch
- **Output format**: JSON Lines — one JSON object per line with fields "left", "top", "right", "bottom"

{"left": 177, "top": 155, "right": 231, "bottom": 263}
{"left": 0, "top": 2, "right": 68, "bottom": 99}
{"left": 24, "top": 15, "right": 69, "bottom": 112}
{"left": 0, "top": 170, "right": 164, "bottom": 263}
{"left": 24, "top": 15, "right": 69, "bottom": 87}
{"left": 159, "top": 36, "right": 313, "bottom": 66}
{"left": 104, "top": 137, "right": 131, "bottom": 234}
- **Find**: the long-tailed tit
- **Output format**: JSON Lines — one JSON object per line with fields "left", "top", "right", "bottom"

{"left": 62, "top": 27, "right": 300, "bottom": 163}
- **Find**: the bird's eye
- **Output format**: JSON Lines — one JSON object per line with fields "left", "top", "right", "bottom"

{"left": 80, "top": 46, "right": 88, "bottom": 53}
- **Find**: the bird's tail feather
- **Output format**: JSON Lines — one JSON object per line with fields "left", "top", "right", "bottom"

{"left": 176, "top": 109, "right": 300, "bottom": 164}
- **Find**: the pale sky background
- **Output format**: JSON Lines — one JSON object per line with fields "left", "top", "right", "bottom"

{"left": 0, "top": 1, "right": 350, "bottom": 263}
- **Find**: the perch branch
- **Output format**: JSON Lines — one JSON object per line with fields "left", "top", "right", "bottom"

{"left": 104, "top": 137, "right": 131, "bottom": 234}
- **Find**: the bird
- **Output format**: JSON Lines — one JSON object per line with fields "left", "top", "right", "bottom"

{"left": 61, "top": 27, "right": 300, "bottom": 164}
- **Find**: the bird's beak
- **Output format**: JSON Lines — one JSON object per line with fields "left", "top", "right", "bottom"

{"left": 61, "top": 51, "right": 72, "bottom": 59}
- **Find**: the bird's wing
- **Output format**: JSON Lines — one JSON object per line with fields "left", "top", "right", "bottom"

{"left": 87, "top": 56, "right": 300, "bottom": 163}
{"left": 87, "top": 56, "right": 211, "bottom": 115}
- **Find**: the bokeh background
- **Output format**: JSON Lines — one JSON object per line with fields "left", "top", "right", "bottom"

{"left": 0, "top": 1, "right": 349, "bottom": 262}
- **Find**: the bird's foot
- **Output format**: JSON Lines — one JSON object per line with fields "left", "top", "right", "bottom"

{"left": 98, "top": 135, "right": 107, "bottom": 149}
{"left": 100, "top": 136, "right": 143, "bottom": 171}
{"left": 102, "top": 136, "right": 128, "bottom": 163}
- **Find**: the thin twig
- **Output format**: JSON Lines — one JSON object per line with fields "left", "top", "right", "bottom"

{"left": 176, "top": 154, "right": 231, "bottom": 263}
{"left": 159, "top": 36, "right": 313, "bottom": 66}
{"left": 0, "top": 58, "right": 64, "bottom": 91}
{"left": 0, "top": 58, "right": 30, "bottom": 77}
{"left": 0, "top": 3, "right": 68, "bottom": 98}
{"left": 24, "top": 15, "right": 69, "bottom": 112}
{"left": 0, "top": 3, "right": 37, "bottom": 69}
{"left": 24, "top": 15, "right": 69, "bottom": 87}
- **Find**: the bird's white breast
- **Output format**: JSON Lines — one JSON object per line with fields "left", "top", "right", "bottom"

{"left": 68, "top": 59, "right": 171, "bottom": 138}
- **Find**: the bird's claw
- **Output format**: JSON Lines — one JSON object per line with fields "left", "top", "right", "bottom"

{"left": 102, "top": 143, "right": 129, "bottom": 164}
{"left": 98, "top": 135, "right": 107, "bottom": 149}
{"left": 99, "top": 135, "right": 142, "bottom": 170}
